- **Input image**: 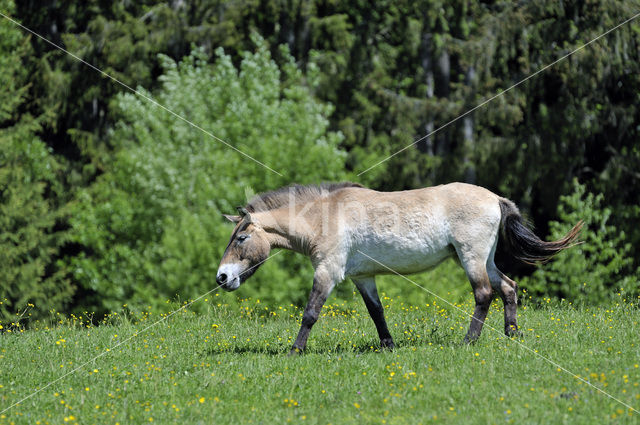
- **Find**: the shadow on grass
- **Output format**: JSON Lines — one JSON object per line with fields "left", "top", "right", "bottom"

{"left": 203, "top": 343, "right": 387, "bottom": 357}
{"left": 202, "top": 335, "right": 466, "bottom": 357}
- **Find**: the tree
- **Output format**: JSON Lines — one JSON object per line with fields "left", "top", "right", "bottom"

{"left": 521, "top": 180, "right": 637, "bottom": 303}
{"left": 67, "top": 38, "right": 348, "bottom": 313}
{"left": 0, "top": 0, "right": 72, "bottom": 323}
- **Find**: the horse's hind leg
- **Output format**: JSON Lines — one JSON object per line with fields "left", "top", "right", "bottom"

{"left": 453, "top": 205, "right": 501, "bottom": 343}
{"left": 487, "top": 264, "right": 520, "bottom": 337}
{"left": 353, "top": 277, "right": 394, "bottom": 349}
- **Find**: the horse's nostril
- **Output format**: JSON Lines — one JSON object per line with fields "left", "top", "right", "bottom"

{"left": 217, "top": 273, "right": 227, "bottom": 284}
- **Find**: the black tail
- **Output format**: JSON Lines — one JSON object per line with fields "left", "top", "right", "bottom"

{"left": 499, "top": 198, "right": 583, "bottom": 265}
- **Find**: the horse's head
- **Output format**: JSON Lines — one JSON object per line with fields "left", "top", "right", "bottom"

{"left": 216, "top": 207, "right": 271, "bottom": 291}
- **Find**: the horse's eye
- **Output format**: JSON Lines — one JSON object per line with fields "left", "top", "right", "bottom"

{"left": 237, "top": 234, "right": 249, "bottom": 242}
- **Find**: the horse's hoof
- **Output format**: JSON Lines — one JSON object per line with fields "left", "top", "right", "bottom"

{"left": 288, "top": 347, "right": 303, "bottom": 357}
{"left": 380, "top": 339, "right": 395, "bottom": 350}
{"left": 463, "top": 335, "right": 479, "bottom": 345}
{"left": 505, "top": 327, "right": 523, "bottom": 338}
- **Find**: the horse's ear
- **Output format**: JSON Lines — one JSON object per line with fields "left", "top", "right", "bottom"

{"left": 223, "top": 214, "right": 242, "bottom": 223}
{"left": 236, "top": 206, "right": 252, "bottom": 223}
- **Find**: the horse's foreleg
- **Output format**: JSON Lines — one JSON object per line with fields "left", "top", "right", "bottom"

{"left": 353, "top": 277, "right": 394, "bottom": 349}
{"left": 289, "top": 270, "right": 335, "bottom": 355}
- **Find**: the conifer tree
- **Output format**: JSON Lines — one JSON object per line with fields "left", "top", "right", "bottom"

{"left": 0, "top": 0, "right": 72, "bottom": 322}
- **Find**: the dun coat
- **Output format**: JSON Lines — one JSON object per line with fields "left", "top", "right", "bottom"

{"left": 216, "top": 182, "right": 582, "bottom": 355}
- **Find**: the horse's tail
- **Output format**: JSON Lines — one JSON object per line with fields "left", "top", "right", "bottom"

{"left": 499, "top": 198, "right": 583, "bottom": 265}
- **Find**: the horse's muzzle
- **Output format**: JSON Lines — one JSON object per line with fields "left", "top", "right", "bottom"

{"left": 216, "top": 264, "right": 241, "bottom": 291}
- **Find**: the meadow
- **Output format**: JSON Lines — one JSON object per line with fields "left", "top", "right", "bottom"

{"left": 1, "top": 291, "right": 639, "bottom": 425}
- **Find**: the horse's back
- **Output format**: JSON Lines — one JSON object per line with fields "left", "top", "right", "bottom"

{"left": 339, "top": 182, "right": 502, "bottom": 230}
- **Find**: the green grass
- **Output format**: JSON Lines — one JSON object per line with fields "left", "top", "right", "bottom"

{"left": 1, "top": 292, "right": 639, "bottom": 424}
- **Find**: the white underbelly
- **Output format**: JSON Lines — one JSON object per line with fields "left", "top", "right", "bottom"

{"left": 345, "top": 231, "right": 454, "bottom": 277}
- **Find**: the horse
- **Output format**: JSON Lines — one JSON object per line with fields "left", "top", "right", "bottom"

{"left": 216, "top": 182, "right": 582, "bottom": 355}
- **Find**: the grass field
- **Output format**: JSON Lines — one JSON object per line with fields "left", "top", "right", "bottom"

{"left": 1, "top": 291, "right": 639, "bottom": 424}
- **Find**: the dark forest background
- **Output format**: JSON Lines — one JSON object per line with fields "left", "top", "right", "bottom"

{"left": 2, "top": 0, "right": 639, "bottom": 322}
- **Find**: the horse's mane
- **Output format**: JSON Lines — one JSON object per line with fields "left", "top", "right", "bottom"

{"left": 246, "top": 182, "right": 364, "bottom": 213}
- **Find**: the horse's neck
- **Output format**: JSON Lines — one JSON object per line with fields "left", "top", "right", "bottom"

{"left": 253, "top": 208, "right": 317, "bottom": 256}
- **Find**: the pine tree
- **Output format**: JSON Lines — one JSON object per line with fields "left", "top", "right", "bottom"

{"left": 0, "top": 0, "right": 72, "bottom": 323}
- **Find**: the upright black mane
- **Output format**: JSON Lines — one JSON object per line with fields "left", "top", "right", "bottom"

{"left": 246, "top": 182, "right": 364, "bottom": 212}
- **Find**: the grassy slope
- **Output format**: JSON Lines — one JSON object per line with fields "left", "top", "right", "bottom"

{"left": 1, "top": 292, "right": 639, "bottom": 425}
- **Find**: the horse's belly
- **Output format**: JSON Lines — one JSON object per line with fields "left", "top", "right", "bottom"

{"left": 345, "top": 234, "right": 453, "bottom": 277}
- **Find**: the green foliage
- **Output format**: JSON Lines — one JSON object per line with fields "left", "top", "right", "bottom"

{"left": 522, "top": 180, "right": 638, "bottom": 303}
{"left": 68, "top": 39, "right": 348, "bottom": 313}
{"left": 0, "top": 0, "right": 71, "bottom": 323}
{"left": 7, "top": 0, "right": 640, "bottom": 312}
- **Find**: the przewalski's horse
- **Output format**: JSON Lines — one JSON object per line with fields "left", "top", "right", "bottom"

{"left": 216, "top": 182, "right": 582, "bottom": 355}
